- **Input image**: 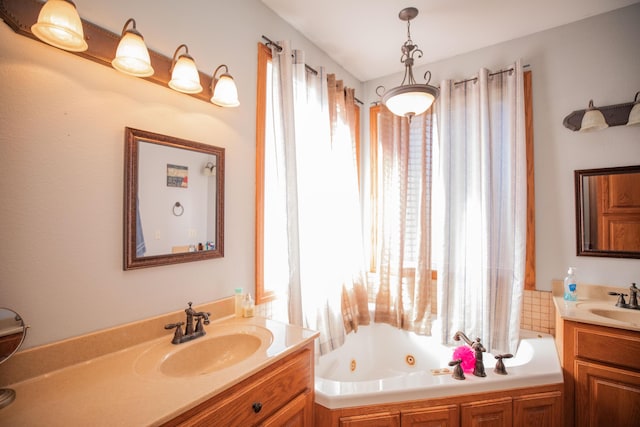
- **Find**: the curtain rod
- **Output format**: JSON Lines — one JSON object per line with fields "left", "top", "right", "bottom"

{"left": 261, "top": 35, "right": 363, "bottom": 105}
{"left": 454, "top": 64, "right": 530, "bottom": 86}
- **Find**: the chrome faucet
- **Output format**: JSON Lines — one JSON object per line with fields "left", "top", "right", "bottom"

{"left": 164, "top": 302, "right": 211, "bottom": 344}
{"left": 453, "top": 331, "right": 487, "bottom": 377}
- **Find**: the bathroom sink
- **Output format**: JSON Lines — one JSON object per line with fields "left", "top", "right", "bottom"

{"left": 135, "top": 323, "right": 273, "bottom": 378}
{"left": 588, "top": 308, "right": 640, "bottom": 325}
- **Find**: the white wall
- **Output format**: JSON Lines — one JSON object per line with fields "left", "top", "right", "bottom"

{"left": 0, "top": 0, "right": 362, "bottom": 349}
{"left": 1, "top": 0, "right": 638, "bottom": 350}
{"left": 363, "top": 4, "right": 640, "bottom": 292}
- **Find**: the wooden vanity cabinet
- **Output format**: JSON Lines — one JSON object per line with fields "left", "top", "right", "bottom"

{"left": 557, "top": 319, "right": 640, "bottom": 427}
{"left": 315, "top": 384, "right": 562, "bottom": 427}
{"left": 162, "top": 343, "right": 314, "bottom": 427}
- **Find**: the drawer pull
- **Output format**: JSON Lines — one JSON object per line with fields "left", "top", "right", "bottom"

{"left": 252, "top": 402, "right": 263, "bottom": 413}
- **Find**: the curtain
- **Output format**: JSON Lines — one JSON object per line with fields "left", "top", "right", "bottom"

{"left": 268, "top": 42, "right": 368, "bottom": 355}
{"left": 435, "top": 61, "right": 526, "bottom": 355}
{"left": 371, "top": 106, "right": 435, "bottom": 335}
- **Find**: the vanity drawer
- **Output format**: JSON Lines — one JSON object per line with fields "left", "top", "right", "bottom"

{"left": 574, "top": 323, "right": 640, "bottom": 371}
{"left": 166, "top": 346, "right": 312, "bottom": 426}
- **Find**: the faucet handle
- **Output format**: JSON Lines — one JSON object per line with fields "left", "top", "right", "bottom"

{"left": 164, "top": 321, "right": 185, "bottom": 344}
{"left": 608, "top": 291, "right": 629, "bottom": 308}
{"left": 494, "top": 353, "right": 513, "bottom": 375}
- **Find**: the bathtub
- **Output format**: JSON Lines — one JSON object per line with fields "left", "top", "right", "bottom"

{"left": 314, "top": 323, "right": 563, "bottom": 409}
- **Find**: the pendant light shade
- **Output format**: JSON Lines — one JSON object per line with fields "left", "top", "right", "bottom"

{"left": 31, "top": 0, "right": 87, "bottom": 52}
{"left": 169, "top": 44, "right": 202, "bottom": 94}
{"left": 210, "top": 65, "right": 240, "bottom": 107}
{"left": 627, "top": 92, "right": 640, "bottom": 126}
{"left": 377, "top": 7, "right": 439, "bottom": 121}
{"left": 382, "top": 84, "right": 438, "bottom": 118}
{"left": 580, "top": 100, "right": 608, "bottom": 132}
{"left": 112, "top": 19, "right": 154, "bottom": 77}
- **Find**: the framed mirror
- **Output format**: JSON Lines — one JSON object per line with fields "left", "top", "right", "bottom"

{"left": 124, "top": 127, "right": 225, "bottom": 269}
{"left": 575, "top": 165, "right": 640, "bottom": 259}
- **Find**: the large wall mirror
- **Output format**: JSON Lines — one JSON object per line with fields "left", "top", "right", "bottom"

{"left": 124, "top": 128, "right": 225, "bottom": 269}
{"left": 575, "top": 165, "right": 640, "bottom": 259}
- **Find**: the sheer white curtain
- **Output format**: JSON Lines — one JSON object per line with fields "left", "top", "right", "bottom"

{"left": 435, "top": 61, "right": 526, "bottom": 354}
{"left": 267, "top": 42, "right": 367, "bottom": 354}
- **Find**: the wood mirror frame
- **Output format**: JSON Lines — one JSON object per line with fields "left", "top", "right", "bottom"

{"left": 575, "top": 165, "right": 640, "bottom": 259}
{"left": 124, "top": 127, "right": 225, "bottom": 270}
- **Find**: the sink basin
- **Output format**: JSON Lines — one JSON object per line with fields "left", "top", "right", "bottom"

{"left": 135, "top": 323, "right": 273, "bottom": 378}
{"left": 588, "top": 308, "right": 640, "bottom": 325}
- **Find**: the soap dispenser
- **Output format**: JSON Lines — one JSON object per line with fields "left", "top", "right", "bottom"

{"left": 563, "top": 267, "right": 577, "bottom": 301}
{"left": 242, "top": 293, "right": 255, "bottom": 318}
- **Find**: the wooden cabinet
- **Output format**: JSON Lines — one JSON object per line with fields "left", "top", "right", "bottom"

{"left": 460, "top": 398, "right": 512, "bottom": 427}
{"left": 556, "top": 319, "right": 640, "bottom": 427}
{"left": 402, "top": 404, "right": 459, "bottom": 427}
{"left": 162, "top": 343, "right": 314, "bottom": 427}
{"left": 315, "top": 385, "right": 562, "bottom": 427}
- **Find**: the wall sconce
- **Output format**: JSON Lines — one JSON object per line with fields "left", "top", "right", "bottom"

{"left": 210, "top": 64, "right": 240, "bottom": 107}
{"left": 580, "top": 100, "right": 608, "bottom": 132}
{"left": 30, "top": 0, "right": 87, "bottom": 52}
{"left": 563, "top": 91, "right": 640, "bottom": 131}
{"left": 169, "top": 44, "right": 203, "bottom": 94}
{"left": 203, "top": 161, "right": 216, "bottom": 176}
{"left": 627, "top": 92, "right": 640, "bottom": 126}
{"left": 111, "top": 18, "right": 154, "bottom": 77}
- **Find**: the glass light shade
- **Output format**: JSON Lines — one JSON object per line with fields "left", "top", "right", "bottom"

{"left": 211, "top": 74, "right": 240, "bottom": 107}
{"left": 382, "top": 84, "right": 438, "bottom": 118}
{"left": 580, "top": 108, "right": 608, "bottom": 132}
{"left": 627, "top": 102, "right": 640, "bottom": 126}
{"left": 31, "top": 0, "right": 88, "bottom": 52}
{"left": 112, "top": 31, "right": 154, "bottom": 77}
{"left": 169, "top": 55, "right": 202, "bottom": 94}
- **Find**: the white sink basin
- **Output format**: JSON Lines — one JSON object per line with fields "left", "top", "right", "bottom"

{"left": 575, "top": 301, "right": 640, "bottom": 326}
{"left": 588, "top": 308, "right": 640, "bottom": 325}
{"left": 135, "top": 323, "right": 273, "bottom": 378}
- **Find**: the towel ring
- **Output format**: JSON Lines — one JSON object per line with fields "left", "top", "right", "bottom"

{"left": 173, "top": 202, "right": 184, "bottom": 217}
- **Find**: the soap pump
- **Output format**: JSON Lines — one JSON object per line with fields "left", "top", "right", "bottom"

{"left": 242, "top": 293, "right": 255, "bottom": 318}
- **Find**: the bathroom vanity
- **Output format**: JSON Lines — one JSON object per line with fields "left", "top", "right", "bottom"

{"left": 0, "top": 300, "right": 318, "bottom": 427}
{"left": 553, "top": 282, "right": 640, "bottom": 427}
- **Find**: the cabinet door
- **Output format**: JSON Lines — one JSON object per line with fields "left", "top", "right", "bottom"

{"left": 513, "top": 391, "right": 561, "bottom": 427}
{"left": 339, "top": 411, "right": 400, "bottom": 427}
{"left": 260, "top": 391, "right": 312, "bottom": 427}
{"left": 401, "top": 404, "right": 459, "bottom": 427}
{"left": 575, "top": 360, "right": 640, "bottom": 427}
{"left": 460, "top": 397, "right": 512, "bottom": 427}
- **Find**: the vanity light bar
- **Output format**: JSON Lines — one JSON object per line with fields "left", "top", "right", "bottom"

{"left": 0, "top": 0, "right": 237, "bottom": 107}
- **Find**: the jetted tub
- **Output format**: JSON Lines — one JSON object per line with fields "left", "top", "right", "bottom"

{"left": 314, "top": 322, "right": 563, "bottom": 409}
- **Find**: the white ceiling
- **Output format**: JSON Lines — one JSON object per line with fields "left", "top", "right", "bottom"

{"left": 261, "top": 0, "right": 639, "bottom": 82}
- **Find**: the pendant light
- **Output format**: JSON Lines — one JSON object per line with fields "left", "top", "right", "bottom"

{"left": 112, "top": 19, "right": 154, "bottom": 77}
{"left": 168, "top": 44, "right": 202, "bottom": 94}
{"left": 210, "top": 64, "right": 240, "bottom": 107}
{"left": 377, "top": 7, "right": 439, "bottom": 121}
{"left": 31, "top": 0, "right": 88, "bottom": 52}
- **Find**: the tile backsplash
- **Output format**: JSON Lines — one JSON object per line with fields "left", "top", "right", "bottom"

{"left": 520, "top": 289, "right": 555, "bottom": 335}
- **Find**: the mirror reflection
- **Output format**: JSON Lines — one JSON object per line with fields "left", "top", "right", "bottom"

{"left": 0, "top": 308, "right": 27, "bottom": 409}
{"left": 124, "top": 128, "right": 225, "bottom": 269}
{"left": 0, "top": 308, "right": 26, "bottom": 364}
{"left": 575, "top": 165, "right": 640, "bottom": 258}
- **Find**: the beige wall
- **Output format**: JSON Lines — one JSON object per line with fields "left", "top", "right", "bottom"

{"left": 1, "top": 1, "right": 638, "bottom": 350}
{"left": 0, "top": 0, "right": 361, "bottom": 349}
{"left": 363, "top": 3, "right": 640, "bottom": 292}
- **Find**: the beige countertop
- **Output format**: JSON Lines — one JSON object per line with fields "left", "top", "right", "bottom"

{"left": 552, "top": 280, "right": 640, "bottom": 332}
{"left": 0, "top": 316, "right": 318, "bottom": 427}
